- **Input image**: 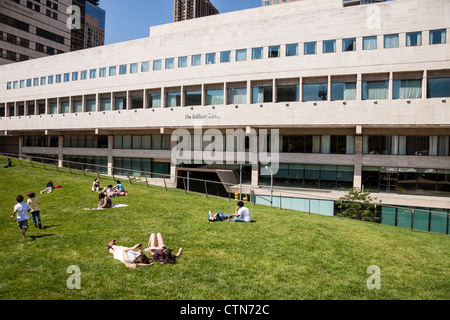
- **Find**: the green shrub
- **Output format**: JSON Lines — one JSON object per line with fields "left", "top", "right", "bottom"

{"left": 337, "top": 188, "right": 380, "bottom": 222}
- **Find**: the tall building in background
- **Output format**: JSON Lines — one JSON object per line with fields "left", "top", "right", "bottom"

{"left": 0, "top": 0, "right": 105, "bottom": 66}
{"left": 174, "top": 0, "right": 219, "bottom": 22}
{"left": 0, "top": 0, "right": 72, "bottom": 65}
{"left": 70, "top": 0, "right": 105, "bottom": 51}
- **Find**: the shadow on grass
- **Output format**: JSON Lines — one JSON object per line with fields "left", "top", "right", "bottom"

{"left": 28, "top": 234, "right": 55, "bottom": 241}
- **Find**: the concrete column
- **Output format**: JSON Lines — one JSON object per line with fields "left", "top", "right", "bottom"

{"left": 251, "top": 131, "right": 259, "bottom": 186}
{"left": 388, "top": 72, "right": 393, "bottom": 100}
{"left": 422, "top": 70, "right": 427, "bottom": 99}
{"left": 108, "top": 135, "right": 114, "bottom": 176}
{"left": 170, "top": 138, "right": 177, "bottom": 180}
{"left": 353, "top": 126, "right": 363, "bottom": 190}
{"left": 247, "top": 80, "right": 251, "bottom": 105}
{"left": 58, "top": 135, "right": 64, "bottom": 167}
{"left": 143, "top": 89, "right": 148, "bottom": 109}
{"left": 95, "top": 93, "right": 99, "bottom": 112}
{"left": 201, "top": 84, "right": 205, "bottom": 106}
{"left": 272, "top": 79, "right": 277, "bottom": 103}
{"left": 327, "top": 75, "right": 331, "bottom": 101}
{"left": 18, "top": 136, "right": 23, "bottom": 158}
{"left": 356, "top": 73, "right": 362, "bottom": 100}
{"left": 224, "top": 83, "right": 228, "bottom": 105}
{"left": 161, "top": 87, "right": 166, "bottom": 108}
{"left": 181, "top": 85, "right": 185, "bottom": 107}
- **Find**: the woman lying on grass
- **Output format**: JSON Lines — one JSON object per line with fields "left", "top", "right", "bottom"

{"left": 107, "top": 240, "right": 152, "bottom": 268}
{"left": 145, "top": 233, "right": 182, "bottom": 264}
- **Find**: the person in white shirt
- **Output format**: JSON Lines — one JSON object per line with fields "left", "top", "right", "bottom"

{"left": 229, "top": 201, "right": 251, "bottom": 223}
{"left": 10, "top": 195, "right": 31, "bottom": 238}
{"left": 107, "top": 240, "right": 152, "bottom": 268}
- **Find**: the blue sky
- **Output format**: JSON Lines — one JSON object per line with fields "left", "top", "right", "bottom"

{"left": 100, "top": 0, "right": 262, "bottom": 45}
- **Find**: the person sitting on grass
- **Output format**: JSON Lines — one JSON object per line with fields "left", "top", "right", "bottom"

{"left": 102, "top": 184, "right": 117, "bottom": 197}
{"left": 208, "top": 211, "right": 231, "bottom": 222}
{"left": 227, "top": 201, "right": 251, "bottom": 223}
{"left": 107, "top": 240, "right": 152, "bottom": 268}
{"left": 1, "top": 157, "right": 12, "bottom": 168}
{"left": 10, "top": 195, "right": 31, "bottom": 238}
{"left": 112, "top": 180, "right": 127, "bottom": 196}
{"left": 98, "top": 192, "right": 112, "bottom": 209}
{"left": 144, "top": 233, "right": 182, "bottom": 264}
{"left": 91, "top": 178, "right": 100, "bottom": 192}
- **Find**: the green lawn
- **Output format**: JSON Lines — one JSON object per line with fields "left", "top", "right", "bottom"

{"left": 0, "top": 156, "right": 448, "bottom": 300}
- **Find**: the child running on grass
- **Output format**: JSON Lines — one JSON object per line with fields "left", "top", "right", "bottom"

{"left": 27, "top": 191, "right": 42, "bottom": 229}
{"left": 11, "top": 195, "right": 31, "bottom": 238}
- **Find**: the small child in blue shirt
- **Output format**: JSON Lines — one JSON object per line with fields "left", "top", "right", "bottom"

{"left": 11, "top": 195, "right": 31, "bottom": 238}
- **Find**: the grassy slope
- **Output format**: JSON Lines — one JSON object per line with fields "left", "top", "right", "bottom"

{"left": 0, "top": 157, "right": 448, "bottom": 300}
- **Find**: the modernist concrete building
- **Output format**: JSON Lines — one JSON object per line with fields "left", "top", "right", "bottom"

{"left": 174, "top": 0, "right": 219, "bottom": 22}
{"left": 0, "top": 0, "right": 449, "bottom": 228}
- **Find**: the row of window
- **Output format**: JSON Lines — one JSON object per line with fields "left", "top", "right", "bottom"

{"left": 22, "top": 134, "right": 173, "bottom": 151}
{"left": 0, "top": 12, "right": 64, "bottom": 44}
{"left": 362, "top": 167, "right": 450, "bottom": 195}
{"left": 13, "top": 0, "right": 59, "bottom": 20}
{"left": 0, "top": 31, "right": 64, "bottom": 56}
{"left": 21, "top": 134, "right": 450, "bottom": 158}
{"left": 3, "top": 73, "right": 449, "bottom": 116}
{"left": 4, "top": 27, "right": 447, "bottom": 90}
{"left": 23, "top": 153, "right": 171, "bottom": 178}
{"left": 0, "top": 48, "right": 29, "bottom": 62}
{"left": 258, "top": 162, "right": 450, "bottom": 195}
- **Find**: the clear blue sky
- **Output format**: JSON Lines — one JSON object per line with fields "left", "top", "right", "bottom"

{"left": 100, "top": 0, "right": 262, "bottom": 45}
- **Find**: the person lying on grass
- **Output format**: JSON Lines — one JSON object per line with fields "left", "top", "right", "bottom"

{"left": 107, "top": 240, "right": 152, "bottom": 268}
{"left": 144, "top": 233, "right": 182, "bottom": 264}
{"left": 208, "top": 211, "right": 231, "bottom": 222}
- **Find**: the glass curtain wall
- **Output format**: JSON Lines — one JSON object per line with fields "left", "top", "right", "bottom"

{"left": 259, "top": 164, "right": 354, "bottom": 190}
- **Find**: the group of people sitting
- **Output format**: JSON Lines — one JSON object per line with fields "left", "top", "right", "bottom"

{"left": 92, "top": 179, "right": 127, "bottom": 197}
{"left": 208, "top": 201, "right": 251, "bottom": 223}
{"left": 107, "top": 233, "right": 182, "bottom": 268}
{"left": 91, "top": 179, "right": 127, "bottom": 209}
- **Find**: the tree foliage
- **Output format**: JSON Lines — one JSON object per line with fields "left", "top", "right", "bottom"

{"left": 337, "top": 188, "right": 380, "bottom": 222}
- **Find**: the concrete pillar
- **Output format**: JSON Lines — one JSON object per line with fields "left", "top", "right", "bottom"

{"left": 353, "top": 126, "right": 363, "bottom": 190}
{"left": 422, "top": 70, "right": 427, "bottom": 99}
{"left": 247, "top": 80, "right": 251, "bottom": 105}
{"left": 272, "top": 79, "right": 277, "bottom": 103}
{"left": 161, "top": 87, "right": 166, "bottom": 108}
{"left": 181, "top": 85, "right": 185, "bottom": 107}
{"left": 18, "top": 136, "right": 23, "bottom": 158}
{"left": 356, "top": 73, "right": 362, "bottom": 100}
{"left": 170, "top": 138, "right": 177, "bottom": 180}
{"left": 107, "top": 135, "right": 114, "bottom": 176}
{"left": 58, "top": 135, "right": 64, "bottom": 167}
{"left": 388, "top": 72, "right": 393, "bottom": 100}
